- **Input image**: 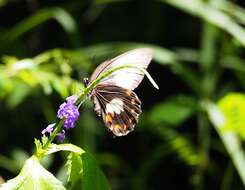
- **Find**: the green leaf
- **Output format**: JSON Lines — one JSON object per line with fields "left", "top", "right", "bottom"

{"left": 212, "top": 0, "right": 245, "bottom": 25}
{"left": 0, "top": 156, "right": 65, "bottom": 190}
{"left": 46, "top": 144, "right": 85, "bottom": 156}
{"left": 160, "top": 0, "right": 245, "bottom": 47}
{"left": 66, "top": 153, "right": 83, "bottom": 185}
{"left": 149, "top": 95, "right": 197, "bottom": 126}
{"left": 36, "top": 142, "right": 84, "bottom": 158}
{"left": 6, "top": 82, "right": 32, "bottom": 108}
{"left": 1, "top": 7, "right": 78, "bottom": 43}
{"left": 94, "top": 0, "right": 128, "bottom": 4}
{"left": 155, "top": 127, "right": 198, "bottom": 166}
{"left": 66, "top": 152, "right": 111, "bottom": 190}
{"left": 205, "top": 101, "right": 245, "bottom": 186}
{"left": 221, "top": 56, "right": 245, "bottom": 73}
{"left": 218, "top": 93, "right": 245, "bottom": 139}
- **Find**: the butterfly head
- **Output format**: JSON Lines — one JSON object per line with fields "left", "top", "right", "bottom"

{"left": 83, "top": 78, "right": 89, "bottom": 87}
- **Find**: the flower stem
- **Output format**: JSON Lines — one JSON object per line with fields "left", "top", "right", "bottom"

{"left": 42, "top": 119, "right": 65, "bottom": 150}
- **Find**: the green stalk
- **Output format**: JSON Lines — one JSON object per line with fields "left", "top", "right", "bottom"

{"left": 195, "top": 2, "right": 219, "bottom": 189}
{"left": 220, "top": 162, "right": 233, "bottom": 190}
{"left": 42, "top": 119, "right": 65, "bottom": 150}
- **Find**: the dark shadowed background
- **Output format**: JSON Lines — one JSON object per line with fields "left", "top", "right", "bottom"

{"left": 0, "top": 0, "right": 245, "bottom": 189}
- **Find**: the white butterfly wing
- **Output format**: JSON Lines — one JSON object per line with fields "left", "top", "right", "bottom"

{"left": 89, "top": 48, "right": 153, "bottom": 90}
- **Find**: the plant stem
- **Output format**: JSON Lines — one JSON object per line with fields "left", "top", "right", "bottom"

{"left": 42, "top": 119, "right": 65, "bottom": 150}
{"left": 221, "top": 162, "right": 233, "bottom": 190}
{"left": 196, "top": 1, "right": 219, "bottom": 188}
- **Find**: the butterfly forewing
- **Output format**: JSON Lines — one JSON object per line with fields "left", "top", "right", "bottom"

{"left": 89, "top": 48, "right": 153, "bottom": 90}
{"left": 91, "top": 85, "right": 141, "bottom": 136}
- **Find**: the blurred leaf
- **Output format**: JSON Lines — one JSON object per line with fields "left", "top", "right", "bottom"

{"left": 132, "top": 144, "right": 170, "bottom": 189}
{"left": 1, "top": 7, "right": 79, "bottom": 47}
{"left": 161, "top": 0, "right": 245, "bottom": 47}
{"left": 18, "top": 71, "right": 39, "bottom": 86}
{"left": 0, "top": 155, "right": 19, "bottom": 173}
{"left": 0, "top": 0, "right": 6, "bottom": 7}
{"left": 0, "top": 49, "right": 87, "bottom": 102}
{"left": 221, "top": 56, "right": 245, "bottom": 72}
{"left": 0, "top": 78, "right": 13, "bottom": 98}
{"left": 176, "top": 48, "right": 199, "bottom": 63}
{"left": 0, "top": 156, "right": 65, "bottom": 190}
{"left": 81, "top": 42, "right": 178, "bottom": 65}
{"left": 97, "top": 153, "right": 131, "bottom": 174}
{"left": 66, "top": 152, "right": 111, "bottom": 190}
{"left": 149, "top": 95, "right": 197, "bottom": 126}
{"left": 6, "top": 82, "right": 32, "bottom": 108}
{"left": 50, "top": 77, "right": 69, "bottom": 98}
{"left": 10, "top": 149, "right": 29, "bottom": 171}
{"left": 94, "top": 0, "right": 128, "bottom": 4}
{"left": 34, "top": 49, "right": 91, "bottom": 71}
{"left": 56, "top": 165, "right": 68, "bottom": 185}
{"left": 157, "top": 127, "right": 199, "bottom": 166}
{"left": 212, "top": 0, "right": 245, "bottom": 25}
{"left": 218, "top": 93, "right": 245, "bottom": 139}
{"left": 205, "top": 101, "right": 245, "bottom": 186}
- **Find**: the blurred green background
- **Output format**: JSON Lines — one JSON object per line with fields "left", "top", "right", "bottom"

{"left": 0, "top": 0, "right": 245, "bottom": 189}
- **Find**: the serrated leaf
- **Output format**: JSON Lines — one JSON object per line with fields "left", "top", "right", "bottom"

{"left": 0, "top": 156, "right": 65, "bottom": 190}
{"left": 149, "top": 95, "right": 196, "bottom": 126}
{"left": 66, "top": 152, "right": 111, "bottom": 190}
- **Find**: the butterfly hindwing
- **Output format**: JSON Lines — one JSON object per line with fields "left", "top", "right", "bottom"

{"left": 91, "top": 85, "right": 141, "bottom": 136}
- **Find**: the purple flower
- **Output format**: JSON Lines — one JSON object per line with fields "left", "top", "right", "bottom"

{"left": 66, "top": 95, "right": 77, "bottom": 103}
{"left": 42, "top": 123, "right": 55, "bottom": 135}
{"left": 57, "top": 130, "right": 66, "bottom": 142}
{"left": 57, "top": 95, "right": 80, "bottom": 130}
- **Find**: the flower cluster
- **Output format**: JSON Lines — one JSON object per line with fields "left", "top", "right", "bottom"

{"left": 41, "top": 95, "right": 80, "bottom": 142}
{"left": 57, "top": 95, "right": 80, "bottom": 130}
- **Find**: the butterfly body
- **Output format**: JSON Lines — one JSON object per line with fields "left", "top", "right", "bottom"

{"left": 85, "top": 48, "right": 154, "bottom": 136}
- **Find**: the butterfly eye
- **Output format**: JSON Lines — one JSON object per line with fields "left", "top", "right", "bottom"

{"left": 83, "top": 78, "right": 89, "bottom": 87}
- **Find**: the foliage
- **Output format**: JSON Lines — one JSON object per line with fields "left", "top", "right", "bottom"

{"left": 0, "top": 0, "right": 245, "bottom": 189}
{"left": 0, "top": 156, "right": 66, "bottom": 190}
{"left": 218, "top": 93, "right": 245, "bottom": 139}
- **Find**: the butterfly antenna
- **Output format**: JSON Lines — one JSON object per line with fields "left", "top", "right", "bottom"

{"left": 135, "top": 67, "right": 159, "bottom": 90}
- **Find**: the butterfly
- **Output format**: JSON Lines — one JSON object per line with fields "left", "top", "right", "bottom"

{"left": 83, "top": 48, "right": 157, "bottom": 136}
